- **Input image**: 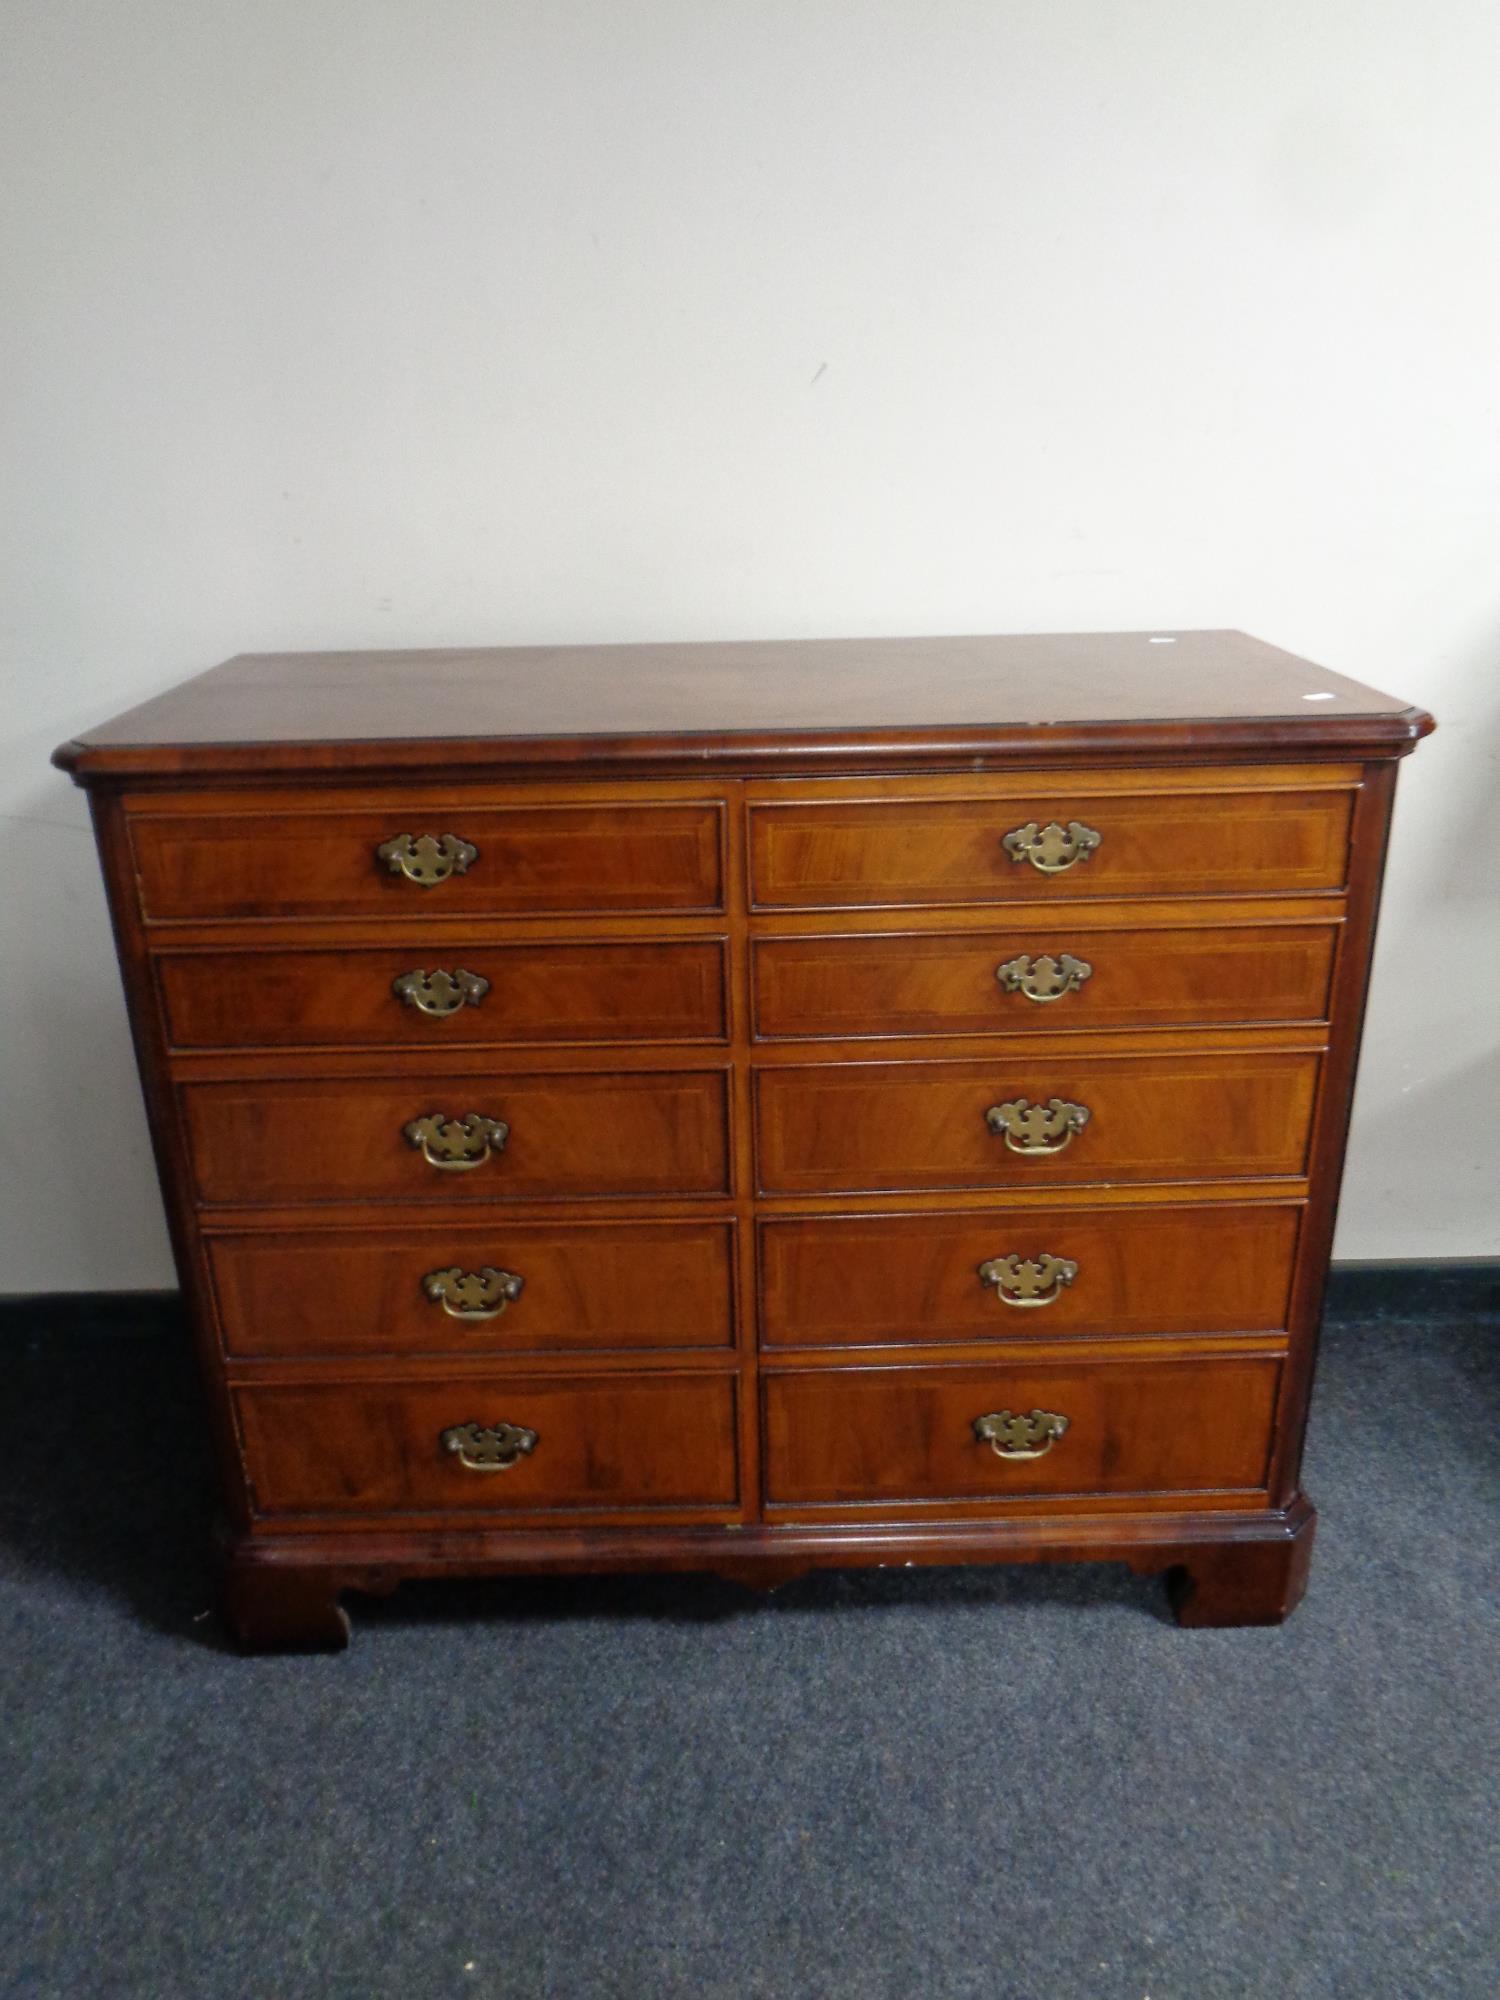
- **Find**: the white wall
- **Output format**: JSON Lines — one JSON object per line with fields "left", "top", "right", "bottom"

{"left": 2, "top": 0, "right": 1496, "bottom": 1289}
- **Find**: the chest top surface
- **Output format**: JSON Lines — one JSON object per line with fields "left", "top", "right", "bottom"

{"left": 54, "top": 629, "right": 1432, "bottom": 782}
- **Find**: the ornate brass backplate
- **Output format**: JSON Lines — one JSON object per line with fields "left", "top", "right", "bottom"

{"left": 440, "top": 1420, "right": 538, "bottom": 1472}
{"left": 973, "top": 1409, "right": 1071, "bottom": 1460}
{"left": 392, "top": 967, "right": 491, "bottom": 1017}
{"left": 1000, "top": 820, "right": 1102, "bottom": 873}
{"left": 376, "top": 832, "right": 479, "bottom": 887}
{"left": 985, "top": 1096, "right": 1091, "bottom": 1155}
{"left": 403, "top": 1111, "right": 509, "bottom": 1171}
{"left": 978, "top": 1252, "right": 1079, "bottom": 1308}
{"left": 422, "top": 1265, "right": 525, "bottom": 1321}
{"left": 995, "top": 952, "right": 1092, "bottom": 1003}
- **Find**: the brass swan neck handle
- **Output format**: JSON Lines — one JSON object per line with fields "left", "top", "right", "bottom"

{"left": 974, "top": 1409, "right": 1070, "bottom": 1460}
{"left": 376, "top": 832, "right": 479, "bottom": 886}
{"left": 403, "top": 1112, "right": 509, "bottom": 1171}
{"left": 985, "top": 1097, "right": 1091, "bottom": 1156}
{"left": 1000, "top": 820, "right": 1101, "bottom": 874}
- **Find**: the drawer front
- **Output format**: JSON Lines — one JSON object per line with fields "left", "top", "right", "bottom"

{"left": 130, "top": 800, "right": 724, "bottom": 920}
{"left": 753, "top": 924, "right": 1338, "bottom": 1040}
{"left": 748, "top": 789, "right": 1352, "bottom": 908}
{"left": 759, "top": 1204, "right": 1300, "bottom": 1347}
{"left": 182, "top": 1069, "right": 731, "bottom": 1205}
{"left": 755, "top": 1052, "right": 1318, "bottom": 1194}
{"left": 209, "top": 1220, "right": 735, "bottom": 1357}
{"left": 157, "top": 939, "right": 727, "bottom": 1050}
{"left": 237, "top": 1374, "right": 739, "bottom": 1517}
{"left": 763, "top": 1357, "right": 1280, "bottom": 1504}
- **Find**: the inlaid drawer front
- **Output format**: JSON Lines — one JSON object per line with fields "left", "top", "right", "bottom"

{"left": 182, "top": 1070, "right": 731, "bottom": 1205}
{"left": 752, "top": 924, "right": 1338, "bottom": 1040}
{"left": 208, "top": 1220, "right": 735, "bottom": 1356}
{"left": 748, "top": 789, "right": 1352, "bottom": 909}
{"left": 156, "top": 939, "right": 727, "bottom": 1050}
{"left": 236, "top": 1374, "right": 739, "bottom": 1517}
{"left": 755, "top": 1052, "right": 1318, "bottom": 1194}
{"left": 129, "top": 800, "right": 724, "bottom": 920}
{"left": 759, "top": 1204, "right": 1300, "bottom": 1347}
{"left": 763, "top": 1357, "right": 1280, "bottom": 1505}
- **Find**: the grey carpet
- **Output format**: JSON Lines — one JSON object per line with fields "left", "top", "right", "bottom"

{"left": 1, "top": 1295, "right": 1496, "bottom": 2000}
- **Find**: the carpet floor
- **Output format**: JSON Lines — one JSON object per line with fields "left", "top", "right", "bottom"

{"left": 1, "top": 1295, "right": 1496, "bottom": 2000}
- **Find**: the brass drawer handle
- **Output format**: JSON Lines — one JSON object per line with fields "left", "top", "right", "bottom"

{"left": 996, "top": 952, "right": 1092, "bottom": 1003}
{"left": 377, "top": 832, "right": 479, "bottom": 887}
{"left": 422, "top": 1266, "right": 524, "bottom": 1320}
{"left": 978, "top": 1252, "right": 1078, "bottom": 1308}
{"left": 393, "top": 968, "right": 490, "bottom": 1017}
{"left": 1001, "top": 820, "right": 1101, "bottom": 873}
{"left": 441, "top": 1420, "right": 537, "bottom": 1472}
{"left": 974, "top": 1409, "right": 1070, "bottom": 1460}
{"left": 403, "top": 1111, "right": 509, "bottom": 1171}
{"left": 985, "top": 1096, "right": 1090, "bottom": 1155}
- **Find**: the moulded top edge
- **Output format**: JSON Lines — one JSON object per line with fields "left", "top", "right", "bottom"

{"left": 53, "top": 708, "right": 1436, "bottom": 786}
{"left": 51, "top": 631, "right": 1433, "bottom": 784}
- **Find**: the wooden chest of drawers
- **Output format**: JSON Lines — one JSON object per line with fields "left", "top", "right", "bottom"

{"left": 56, "top": 631, "right": 1431, "bottom": 1649}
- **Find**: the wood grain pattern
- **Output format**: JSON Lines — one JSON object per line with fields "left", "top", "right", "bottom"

{"left": 182, "top": 1069, "right": 732, "bottom": 1205}
{"left": 745, "top": 764, "right": 1365, "bottom": 801}
{"left": 156, "top": 938, "right": 727, "bottom": 1050}
{"left": 752, "top": 923, "right": 1337, "bottom": 1040}
{"left": 762, "top": 1355, "right": 1280, "bottom": 1506}
{"left": 758, "top": 1203, "right": 1300, "bottom": 1347}
{"left": 1169, "top": 1504, "right": 1315, "bottom": 1625}
{"left": 1265, "top": 760, "right": 1403, "bottom": 1509}
{"left": 236, "top": 1373, "right": 740, "bottom": 1517}
{"left": 54, "top": 631, "right": 1432, "bottom": 782}
{"left": 749, "top": 787, "right": 1354, "bottom": 909}
{"left": 129, "top": 799, "right": 724, "bottom": 920}
{"left": 754, "top": 1051, "right": 1320, "bottom": 1194}
{"left": 52, "top": 631, "right": 1428, "bottom": 1643}
{"left": 221, "top": 1500, "right": 1317, "bottom": 1649}
{"left": 208, "top": 1218, "right": 735, "bottom": 1358}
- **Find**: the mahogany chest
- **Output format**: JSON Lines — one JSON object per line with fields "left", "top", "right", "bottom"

{"left": 55, "top": 631, "right": 1432, "bottom": 1648}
